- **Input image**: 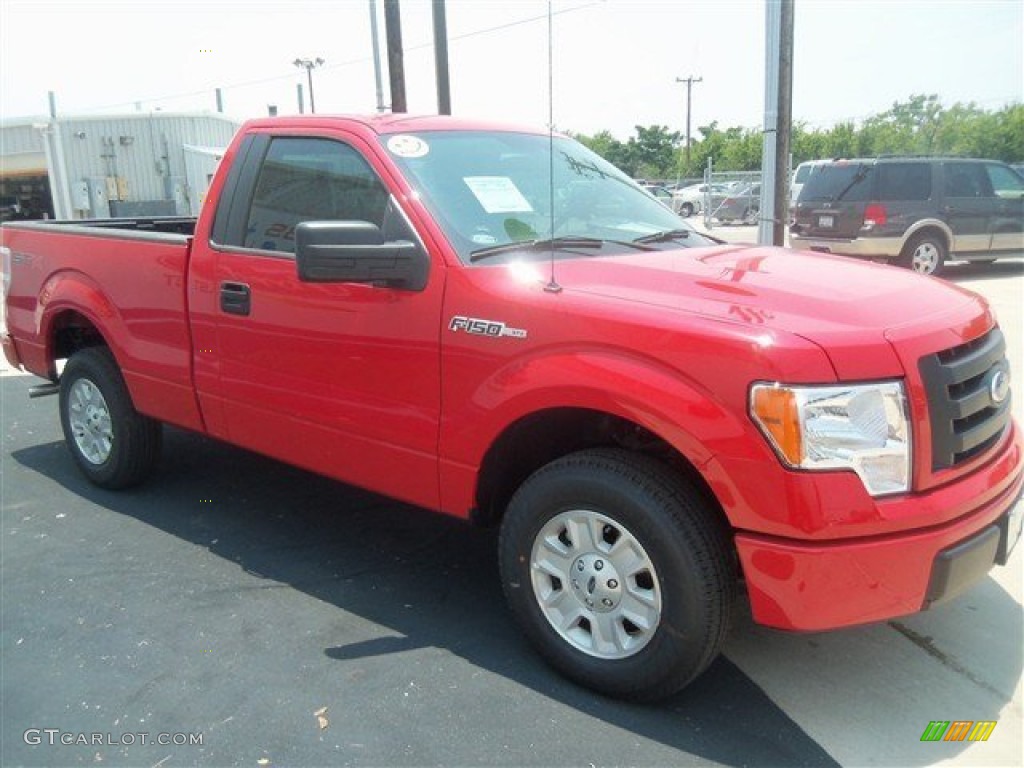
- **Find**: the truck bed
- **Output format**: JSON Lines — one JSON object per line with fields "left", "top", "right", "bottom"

{"left": 1, "top": 218, "right": 203, "bottom": 432}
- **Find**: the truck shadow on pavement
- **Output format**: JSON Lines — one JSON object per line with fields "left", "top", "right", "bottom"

{"left": 7, "top": 421, "right": 842, "bottom": 767}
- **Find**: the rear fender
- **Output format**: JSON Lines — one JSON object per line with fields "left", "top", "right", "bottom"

{"left": 33, "top": 269, "right": 124, "bottom": 377}
{"left": 901, "top": 219, "right": 953, "bottom": 251}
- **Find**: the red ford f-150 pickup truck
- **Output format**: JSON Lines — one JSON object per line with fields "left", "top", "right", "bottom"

{"left": 2, "top": 115, "right": 1021, "bottom": 701}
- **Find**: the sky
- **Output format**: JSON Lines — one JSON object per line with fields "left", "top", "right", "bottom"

{"left": 1, "top": 0, "right": 1021, "bottom": 141}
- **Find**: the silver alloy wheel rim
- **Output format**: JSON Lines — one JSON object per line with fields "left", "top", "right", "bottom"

{"left": 530, "top": 509, "right": 662, "bottom": 659}
{"left": 68, "top": 378, "right": 113, "bottom": 465}
{"left": 911, "top": 242, "right": 940, "bottom": 274}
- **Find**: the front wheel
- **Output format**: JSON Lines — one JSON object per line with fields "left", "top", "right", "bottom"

{"left": 679, "top": 202, "right": 695, "bottom": 217}
{"left": 499, "top": 449, "right": 735, "bottom": 701}
{"left": 59, "top": 347, "right": 162, "bottom": 489}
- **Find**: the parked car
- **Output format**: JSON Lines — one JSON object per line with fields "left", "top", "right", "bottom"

{"left": 641, "top": 183, "right": 676, "bottom": 210}
{"left": 670, "top": 183, "right": 731, "bottom": 217}
{"left": 790, "top": 157, "right": 1024, "bottom": 275}
{"left": 711, "top": 183, "right": 761, "bottom": 224}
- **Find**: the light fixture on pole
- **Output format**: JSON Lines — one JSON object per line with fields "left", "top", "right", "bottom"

{"left": 293, "top": 57, "right": 325, "bottom": 114}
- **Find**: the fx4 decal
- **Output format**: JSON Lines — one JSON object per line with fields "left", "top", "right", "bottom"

{"left": 448, "top": 316, "right": 528, "bottom": 339}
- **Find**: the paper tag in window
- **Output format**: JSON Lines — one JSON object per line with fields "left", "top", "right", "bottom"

{"left": 387, "top": 135, "right": 429, "bottom": 158}
{"left": 463, "top": 177, "right": 534, "bottom": 214}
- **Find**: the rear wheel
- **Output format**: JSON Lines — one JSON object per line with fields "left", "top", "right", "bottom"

{"left": 679, "top": 202, "right": 695, "bottom": 217}
{"left": 900, "top": 232, "right": 947, "bottom": 276}
{"left": 499, "top": 448, "right": 735, "bottom": 701}
{"left": 59, "top": 347, "right": 162, "bottom": 489}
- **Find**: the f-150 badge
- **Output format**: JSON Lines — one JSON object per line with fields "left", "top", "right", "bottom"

{"left": 449, "top": 315, "right": 527, "bottom": 339}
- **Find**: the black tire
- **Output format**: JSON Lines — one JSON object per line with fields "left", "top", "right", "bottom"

{"left": 498, "top": 448, "right": 735, "bottom": 701}
{"left": 59, "top": 346, "right": 162, "bottom": 489}
{"left": 680, "top": 202, "right": 695, "bottom": 217}
{"left": 899, "top": 232, "right": 947, "bottom": 276}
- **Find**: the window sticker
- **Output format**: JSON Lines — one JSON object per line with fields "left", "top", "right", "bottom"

{"left": 387, "top": 135, "right": 430, "bottom": 158}
{"left": 463, "top": 176, "right": 534, "bottom": 214}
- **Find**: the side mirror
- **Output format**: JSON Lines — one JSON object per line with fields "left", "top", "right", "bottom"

{"left": 295, "top": 221, "right": 429, "bottom": 291}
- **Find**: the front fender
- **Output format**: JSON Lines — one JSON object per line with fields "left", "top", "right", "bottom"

{"left": 437, "top": 345, "right": 779, "bottom": 518}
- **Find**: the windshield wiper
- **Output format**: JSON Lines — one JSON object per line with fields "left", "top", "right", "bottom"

{"left": 469, "top": 236, "right": 654, "bottom": 262}
{"left": 829, "top": 166, "right": 869, "bottom": 202}
{"left": 633, "top": 228, "right": 692, "bottom": 244}
{"left": 633, "top": 228, "right": 727, "bottom": 247}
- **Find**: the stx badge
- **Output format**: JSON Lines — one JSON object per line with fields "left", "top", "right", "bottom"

{"left": 449, "top": 316, "right": 527, "bottom": 339}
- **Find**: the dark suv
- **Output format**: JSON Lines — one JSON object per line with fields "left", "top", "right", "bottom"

{"left": 790, "top": 157, "right": 1024, "bottom": 275}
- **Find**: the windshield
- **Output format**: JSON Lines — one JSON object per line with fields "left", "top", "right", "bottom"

{"left": 380, "top": 130, "right": 714, "bottom": 263}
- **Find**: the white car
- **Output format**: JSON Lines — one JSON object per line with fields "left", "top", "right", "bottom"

{"left": 671, "top": 183, "right": 731, "bottom": 217}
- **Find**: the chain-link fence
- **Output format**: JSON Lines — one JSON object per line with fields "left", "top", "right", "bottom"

{"left": 699, "top": 169, "right": 762, "bottom": 228}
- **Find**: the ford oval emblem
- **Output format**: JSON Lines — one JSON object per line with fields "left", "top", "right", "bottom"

{"left": 990, "top": 368, "right": 1010, "bottom": 405}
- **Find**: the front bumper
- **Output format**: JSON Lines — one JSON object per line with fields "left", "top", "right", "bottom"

{"left": 737, "top": 423, "right": 1023, "bottom": 631}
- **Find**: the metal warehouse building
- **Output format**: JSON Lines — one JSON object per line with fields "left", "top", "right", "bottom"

{"left": 0, "top": 112, "right": 240, "bottom": 221}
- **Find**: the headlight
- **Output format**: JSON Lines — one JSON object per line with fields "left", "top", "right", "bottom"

{"left": 750, "top": 381, "right": 911, "bottom": 497}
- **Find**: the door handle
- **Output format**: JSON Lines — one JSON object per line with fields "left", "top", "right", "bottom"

{"left": 220, "top": 282, "right": 251, "bottom": 316}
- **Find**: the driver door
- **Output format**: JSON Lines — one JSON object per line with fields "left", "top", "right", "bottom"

{"left": 194, "top": 132, "right": 445, "bottom": 510}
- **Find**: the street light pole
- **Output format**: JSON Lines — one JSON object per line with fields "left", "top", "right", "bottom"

{"left": 293, "top": 57, "right": 325, "bottom": 114}
{"left": 675, "top": 75, "right": 703, "bottom": 172}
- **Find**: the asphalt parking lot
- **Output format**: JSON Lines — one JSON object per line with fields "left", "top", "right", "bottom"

{"left": 2, "top": 249, "right": 1022, "bottom": 767}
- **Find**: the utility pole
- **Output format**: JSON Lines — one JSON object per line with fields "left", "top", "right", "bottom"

{"left": 432, "top": 0, "right": 451, "bottom": 115}
{"left": 676, "top": 75, "right": 702, "bottom": 173}
{"left": 293, "top": 57, "right": 325, "bottom": 113}
{"left": 368, "top": 0, "right": 386, "bottom": 111}
{"left": 384, "top": 0, "right": 407, "bottom": 113}
{"left": 758, "top": 0, "right": 794, "bottom": 246}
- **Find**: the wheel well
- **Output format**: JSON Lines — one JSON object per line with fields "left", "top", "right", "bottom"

{"left": 50, "top": 311, "right": 108, "bottom": 376}
{"left": 903, "top": 226, "right": 949, "bottom": 254}
{"left": 472, "top": 407, "right": 722, "bottom": 528}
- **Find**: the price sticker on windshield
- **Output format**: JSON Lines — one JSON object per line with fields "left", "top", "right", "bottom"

{"left": 464, "top": 176, "right": 534, "bottom": 214}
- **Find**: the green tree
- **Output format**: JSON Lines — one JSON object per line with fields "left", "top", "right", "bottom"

{"left": 574, "top": 97, "right": 1022, "bottom": 178}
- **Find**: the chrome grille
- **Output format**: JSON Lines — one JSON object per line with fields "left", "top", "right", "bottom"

{"left": 919, "top": 328, "right": 1011, "bottom": 471}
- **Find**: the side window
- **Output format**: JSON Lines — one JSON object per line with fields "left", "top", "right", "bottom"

{"left": 944, "top": 163, "right": 993, "bottom": 199}
{"left": 243, "top": 137, "right": 389, "bottom": 253}
{"left": 876, "top": 163, "right": 931, "bottom": 201}
{"left": 986, "top": 164, "right": 1024, "bottom": 198}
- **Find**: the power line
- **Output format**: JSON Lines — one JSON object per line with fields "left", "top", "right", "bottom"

{"left": 77, "top": 2, "right": 602, "bottom": 114}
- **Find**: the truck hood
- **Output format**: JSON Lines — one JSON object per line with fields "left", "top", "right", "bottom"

{"left": 550, "top": 244, "right": 987, "bottom": 378}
